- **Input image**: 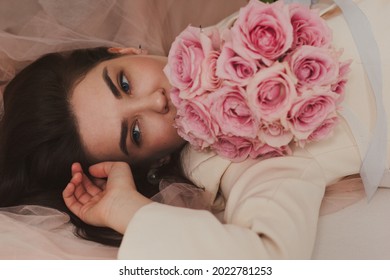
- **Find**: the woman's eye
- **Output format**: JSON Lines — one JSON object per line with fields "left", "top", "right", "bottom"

{"left": 119, "top": 71, "right": 131, "bottom": 93}
{"left": 132, "top": 121, "right": 141, "bottom": 146}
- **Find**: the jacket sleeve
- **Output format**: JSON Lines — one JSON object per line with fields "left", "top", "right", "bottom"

{"left": 117, "top": 148, "right": 326, "bottom": 259}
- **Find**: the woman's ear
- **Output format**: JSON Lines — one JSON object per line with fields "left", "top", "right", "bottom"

{"left": 107, "top": 46, "right": 148, "bottom": 55}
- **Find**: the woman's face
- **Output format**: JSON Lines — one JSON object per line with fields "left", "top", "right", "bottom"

{"left": 71, "top": 54, "right": 186, "bottom": 166}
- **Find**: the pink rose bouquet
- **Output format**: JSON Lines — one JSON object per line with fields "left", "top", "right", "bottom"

{"left": 164, "top": 0, "right": 351, "bottom": 162}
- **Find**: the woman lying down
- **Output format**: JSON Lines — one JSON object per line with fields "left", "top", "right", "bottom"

{"left": 0, "top": 0, "right": 389, "bottom": 259}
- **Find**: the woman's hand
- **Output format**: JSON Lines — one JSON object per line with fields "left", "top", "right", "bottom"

{"left": 62, "top": 162, "right": 152, "bottom": 234}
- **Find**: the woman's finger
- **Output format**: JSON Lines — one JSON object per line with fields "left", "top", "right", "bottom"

{"left": 70, "top": 171, "right": 82, "bottom": 185}
{"left": 63, "top": 183, "right": 84, "bottom": 215}
{"left": 70, "top": 172, "right": 94, "bottom": 204}
{"left": 89, "top": 162, "right": 133, "bottom": 180}
{"left": 62, "top": 182, "right": 75, "bottom": 200}
{"left": 71, "top": 163, "right": 103, "bottom": 195}
{"left": 71, "top": 162, "right": 83, "bottom": 175}
{"left": 82, "top": 173, "right": 104, "bottom": 196}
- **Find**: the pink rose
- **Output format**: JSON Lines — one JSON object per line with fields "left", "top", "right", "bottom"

{"left": 250, "top": 141, "right": 292, "bottom": 159}
{"left": 287, "top": 46, "right": 339, "bottom": 88}
{"left": 169, "top": 87, "right": 183, "bottom": 108}
{"left": 231, "top": 0, "right": 293, "bottom": 65}
{"left": 164, "top": 26, "right": 218, "bottom": 99}
{"left": 258, "top": 120, "right": 293, "bottom": 148}
{"left": 199, "top": 27, "right": 221, "bottom": 55}
{"left": 307, "top": 115, "right": 338, "bottom": 144}
{"left": 246, "top": 62, "right": 297, "bottom": 122}
{"left": 289, "top": 3, "right": 332, "bottom": 49}
{"left": 210, "top": 85, "right": 258, "bottom": 139}
{"left": 211, "top": 135, "right": 253, "bottom": 162}
{"left": 216, "top": 43, "right": 258, "bottom": 86}
{"left": 175, "top": 96, "right": 219, "bottom": 149}
{"left": 201, "top": 50, "right": 222, "bottom": 91}
{"left": 331, "top": 59, "right": 352, "bottom": 103}
{"left": 285, "top": 91, "right": 337, "bottom": 140}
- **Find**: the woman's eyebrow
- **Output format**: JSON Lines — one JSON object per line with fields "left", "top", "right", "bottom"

{"left": 102, "top": 66, "right": 121, "bottom": 99}
{"left": 120, "top": 120, "right": 129, "bottom": 156}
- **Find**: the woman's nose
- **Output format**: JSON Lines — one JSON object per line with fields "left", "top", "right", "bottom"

{"left": 133, "top": 88, "right": 169, "bottom": 114}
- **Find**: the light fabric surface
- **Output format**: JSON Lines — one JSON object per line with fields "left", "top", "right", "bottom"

{"left": 314, "top": 188, "right": 390, "bottom": 259}
{"left": 0, "top": 205, "right": 118, "bottom": 259}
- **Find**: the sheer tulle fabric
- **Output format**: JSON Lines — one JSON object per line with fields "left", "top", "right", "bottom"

{"left": 0, "top": 0, "right": 247, "bottom": 83}
{"left": 0, "top": 205, "right": 118, "bottom": 259}
{"left": 152, "top": 176, "right": 366, "bottom": 216}
{"left": 152, "top": 180, "right": 213, "bottom": 211}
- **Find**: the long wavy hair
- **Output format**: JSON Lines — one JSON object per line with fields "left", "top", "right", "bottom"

{"left": 0, "top": 47, "right": 178, "bottom": 246}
